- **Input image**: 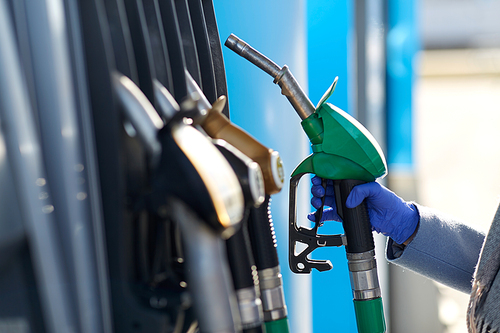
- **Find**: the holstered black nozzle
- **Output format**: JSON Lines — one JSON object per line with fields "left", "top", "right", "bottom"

{"left": 334, "top": 179, "right": 375, "bottom": 254}
{"left": 226, "top": 221, "right": 256, "bottom": 290}
{"left": 248, "top": 195, "right": 279, "bottom": 270}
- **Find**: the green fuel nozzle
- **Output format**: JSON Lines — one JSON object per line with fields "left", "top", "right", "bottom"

{"left": 226, "top": 34, "right": 387, "bottom": 333}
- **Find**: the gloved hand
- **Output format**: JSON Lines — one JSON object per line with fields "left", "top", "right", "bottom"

{"left": 308, "top": 176, "right": 419, "bottom": 245}
{"left": 308, "top": 176, "right": 342, "bottom": 222}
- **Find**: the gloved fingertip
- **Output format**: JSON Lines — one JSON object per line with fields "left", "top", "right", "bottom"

{"left": 307, "top": 212, "right": 316, "bottom": 222}
{"left": 346, "top": 191, "right": 363, "bottom": 208}
{"left": 311, "top": 197, "right": 322, "bottom": 209}
{"left": 311, "top": 176, "right": 322, "bottom": 185}
{"left": 345, "top": 182, "right": 378, "bottom": 208}
{"left": 311, "top": 185, "right": 325, "bottom": 197}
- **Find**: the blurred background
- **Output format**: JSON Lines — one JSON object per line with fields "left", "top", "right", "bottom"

{"left": 415, "top": 0, "right": 500, "bottom": 332}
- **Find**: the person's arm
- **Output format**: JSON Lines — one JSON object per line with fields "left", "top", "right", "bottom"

{"left": 309, "top": 178, "right": 486, "bottom": 294}
{"left": 387, "top": 204, "right": 485, "bottom": 294}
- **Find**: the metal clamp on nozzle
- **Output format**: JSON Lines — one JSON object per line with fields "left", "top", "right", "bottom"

{"left": 225, "top": 34, "right": 315, "bottom": 120}
{"left": 235, "top": 286, "right": 264, "bottom": 330}
{"left": 347, "top": 250, "right": 381, "bottom": 300}
{"left": 258, "top": 266, "right": 287, "bottom": 322}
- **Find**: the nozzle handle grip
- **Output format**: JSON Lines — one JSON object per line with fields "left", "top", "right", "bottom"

{"left": 335, "top": 179, "right": 375, "bottom": 254}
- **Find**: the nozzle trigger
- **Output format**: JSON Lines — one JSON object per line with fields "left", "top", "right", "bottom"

{"left": 314, "top": 178, "right": 327, "bottom": 228}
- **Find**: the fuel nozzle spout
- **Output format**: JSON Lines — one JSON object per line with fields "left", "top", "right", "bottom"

{"left": 225, "top": 34, "right": 315, "bottom": 120}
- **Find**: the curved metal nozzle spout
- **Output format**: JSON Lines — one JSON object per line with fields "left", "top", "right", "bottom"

{"left": 225, "top": 33, "right": 281, "bottom": 78}
{"left": 225, "top": 34, "right": 315, "bottom": 120}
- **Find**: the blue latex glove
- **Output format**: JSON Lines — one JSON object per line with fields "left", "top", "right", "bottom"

{"left": 308, "top": 176, "right": 342, "bottom": 222}
{"left": 308, "top": 176, "right": 419, "bottom": 244}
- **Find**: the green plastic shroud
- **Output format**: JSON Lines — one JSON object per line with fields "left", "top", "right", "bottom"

{"left": 264, "top": 317, "right": 290, "bottom": 333}
{"left": 353, "top": 298, "right": 386, "bottom": 333}
{"left": 291, "top": 79, "right": 387, "bottom": 181}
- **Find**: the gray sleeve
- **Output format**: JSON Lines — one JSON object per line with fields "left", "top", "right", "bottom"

{"left": 386, "top": 204, "right": 486, "bottom": 294}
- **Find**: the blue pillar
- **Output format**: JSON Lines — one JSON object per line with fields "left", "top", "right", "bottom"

{"left": 386, "top": 0, "right": 419, "bottom": 171}
{"left": 307, "top": 1, "right": 358, "bottom": 332}
{"left": 214, "top": 1, "right": 312, "bottom": 332}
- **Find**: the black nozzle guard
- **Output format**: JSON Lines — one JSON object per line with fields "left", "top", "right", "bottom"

{"left": 289, "top": 174, "right": 344, "bottom": 274}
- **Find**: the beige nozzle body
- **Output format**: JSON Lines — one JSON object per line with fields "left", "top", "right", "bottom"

{"left": 202, "top": 96, "right": 284, "bottom": 195}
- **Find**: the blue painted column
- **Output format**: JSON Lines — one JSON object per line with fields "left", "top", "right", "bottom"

{"left": 307, "top": 1, "right": 358, "bottom": 332}
{"left": 386, "top": 0, "right": 419, "bottom": 172}
{"left": 214, "top": 1, "right": 312, "bottom": 332}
